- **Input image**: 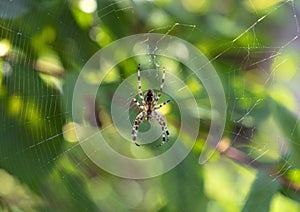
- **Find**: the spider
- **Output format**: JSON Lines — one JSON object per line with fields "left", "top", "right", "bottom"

{"left": 132, "top": 64, "right": 171, "bottom": 147}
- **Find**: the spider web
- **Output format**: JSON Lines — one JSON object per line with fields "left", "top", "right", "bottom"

{"left": 0, "top": 0, "right": 300, "bottom": 211}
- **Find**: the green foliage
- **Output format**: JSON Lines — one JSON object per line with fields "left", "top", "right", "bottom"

{"left": 0, "top": 0, "right": 300, "bottom": 211}
{"left": 242, "top": 171, "right": 280, "bottom": 212}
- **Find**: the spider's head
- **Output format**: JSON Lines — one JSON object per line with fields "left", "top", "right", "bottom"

{"left": 144, "top": 89, "right": 156, "bottom": 104}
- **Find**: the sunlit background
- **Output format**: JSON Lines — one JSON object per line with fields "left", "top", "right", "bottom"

{"left": 0, "top": 0, "right": 300, "bottom": 211}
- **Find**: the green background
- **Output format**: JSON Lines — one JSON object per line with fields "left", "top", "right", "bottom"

{"left": 0, "top": 0, "right": 300, "bottom": 211}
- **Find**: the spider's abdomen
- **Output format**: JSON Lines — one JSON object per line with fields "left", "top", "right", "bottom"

{"left": 144, "top": 89, "right": 156, "bottom": 120}
{"left": 145, "top": 108, "right": 153, "bottom": 121}
{"left": 147, "top": 109, "right": 152, "bottom": 116}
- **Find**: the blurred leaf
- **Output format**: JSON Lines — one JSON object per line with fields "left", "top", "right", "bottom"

{"left": 271, "top": 193, "right": 300, "bottom": 212}
{"left": 0, "top": 63, "right": 64, "bottom": 188}
{"left": 37, "top": 161, "right": 98, "bottom": 211}
{"left": 270, "top": 97, "right": 300, "bottom": 168}
{"left": 0, "top": 169, "right": 42, "bottom": 210}
{"left": 279, "top": 168, "right": 300, "bottom": 203}
{"left": 160, "top": 152, "right": 208, "bottom": 211}
{"left": 242, "top": 170, "right": 280, "bottom": 212}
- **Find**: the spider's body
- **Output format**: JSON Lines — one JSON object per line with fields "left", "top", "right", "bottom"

{"left": 132, "top": 64, "right": 170, "bottom": 146}
{"left": 144, "top": 89, "right": 155, "bottom": 120}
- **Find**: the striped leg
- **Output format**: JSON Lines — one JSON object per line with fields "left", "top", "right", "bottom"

{"left": 132, "top": 111, "right": 144, "bottom": 146}
{"left": 137, "top": 64, "right": 143, "bottom": 99}
{"left": 132, "top": 98, "right": 144, "bottom": 110}
{"left": 154, "top": 100, "right": 170, "bottom": 110}
{"left": 156, "top": 67, "right": 165, "bottom": 101}
{"left": 154, "top": 111, "right": 170, "bottom": 146}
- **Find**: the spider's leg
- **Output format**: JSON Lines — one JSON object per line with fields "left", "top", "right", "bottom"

{"left": 132, "top": 98, "right": 144, "bottom": 110}
{"left": 132, "top": 111, "right": 144, "bottom": 146}
{"left": 154, "top": 111, "right": 170, "bottom": 147}
{"left": 156, "top": 67, "right": 165, "bottom": 101}
{"left": 137, "top": 64, "right": 143, "bottom": 99}
{"left": 154, "top": 99, "right": 170, "bottom": 110}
